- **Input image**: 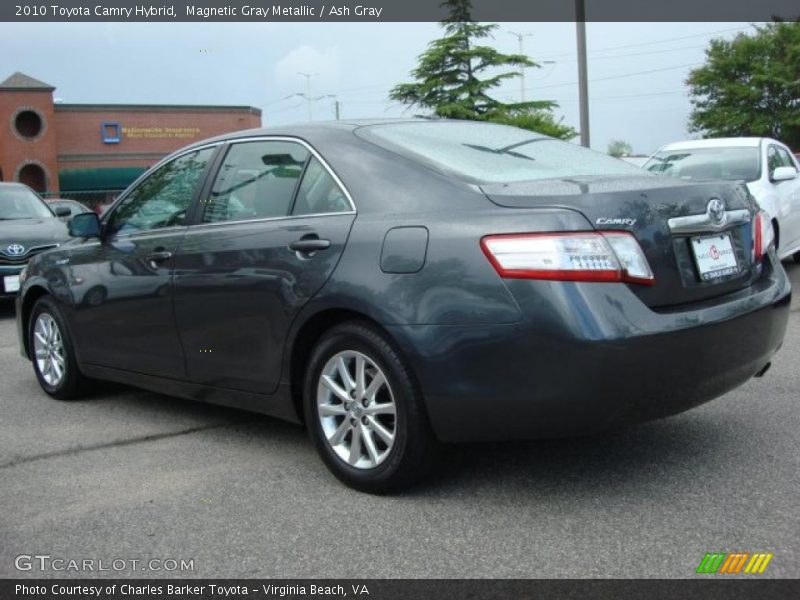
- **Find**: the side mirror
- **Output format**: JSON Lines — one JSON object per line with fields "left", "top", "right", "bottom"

{"left": 68, "top": 213, "right": 102, "bottom": 238}
{"left": 54, "top": 206, "right": 71, "bottom": 217}
{"left": 771, "top": 166, "right": 797, "bottom": 182}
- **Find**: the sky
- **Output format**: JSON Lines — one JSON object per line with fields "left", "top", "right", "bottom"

{"left": 1, "top": 21, "right": 758, "bottom": 155}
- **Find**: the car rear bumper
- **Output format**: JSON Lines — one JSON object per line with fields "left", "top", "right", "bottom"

{"left": 388, "top": 257, "right": 791, "bottom": 443}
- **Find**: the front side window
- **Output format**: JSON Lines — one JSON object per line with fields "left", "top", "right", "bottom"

{"left": 203, "top": 141, "right": 308, "bottom": 223}
{"left": 358, "top": 121, "right": 645, "bottom": 183}
{"left": 107, "top": 147, "right": 215, "bottom": 236}
{"left": 0, "top": 185, "right": 53, "bottom": 220}
{"left": 646, "top": 146, "right": 761, "bottom": 182}
{"left": 292, "top": 157, "right": 350, "bottom": 216}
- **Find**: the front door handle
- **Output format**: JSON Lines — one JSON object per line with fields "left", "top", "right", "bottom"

{"left": 289, "top": 236, "right": 331, "bottom": 257}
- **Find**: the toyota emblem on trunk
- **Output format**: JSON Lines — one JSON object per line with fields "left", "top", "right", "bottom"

{"left": 6, "top": 243, "right": 25, "bottom": 256}
{"left": 707, "top": 198, "right": 726, "bottom": 226}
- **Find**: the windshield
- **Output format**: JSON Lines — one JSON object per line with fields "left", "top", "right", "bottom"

{"left": 0, "top": 186, "right": 54, "bottom": 220}
{"left": 644, "top": 146, "right": 760, "bottom": 182}
{"left": 358, "top": 121, "right": 648, "bottom": 183}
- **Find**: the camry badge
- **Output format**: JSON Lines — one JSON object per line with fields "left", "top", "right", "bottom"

{"left": 596, "top": 218, "right": 637, "bottom": 227}
{"left": 707, "top": 198, "right": 726, "bottom": 226}
{"left": 5, "top": 243, "right": 26, "bottom": 256}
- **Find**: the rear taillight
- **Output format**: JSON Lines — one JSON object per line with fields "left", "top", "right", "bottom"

{"left": 753, "top": 210, "right": 774, "bottom": 261}
{"left": 480, "top": 231, "right": 654, "bottom": 285}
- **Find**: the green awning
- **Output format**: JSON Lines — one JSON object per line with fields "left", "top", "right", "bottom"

{"left": 59, "top": 167, "right": 146, "bottom": 192}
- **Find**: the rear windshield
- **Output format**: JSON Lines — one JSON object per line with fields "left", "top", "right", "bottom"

{"left": 644, "top": 146, "right": 760, "bottom": 182}
{"left": 357, "top": 121, "right": 646, "bottom": 183}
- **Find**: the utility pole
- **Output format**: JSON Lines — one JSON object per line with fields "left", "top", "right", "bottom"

{"left": 508, "top": 31, "right": 532, "bottom": 102}
{"left": 575, "top": 0, "right": 590, "bottom": 147}
{"left": 297, "top": 72, "right": 317, "bottom": 121}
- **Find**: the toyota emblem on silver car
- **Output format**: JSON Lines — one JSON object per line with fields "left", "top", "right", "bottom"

{"left": 707, "top": 198, "right": 726, "bottom": 226}
{"left": 6, "top": 243, "right": 26, "bottom": 256}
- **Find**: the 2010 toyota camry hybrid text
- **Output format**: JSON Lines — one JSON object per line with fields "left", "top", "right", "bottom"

{"left": 15, "top": 120, "right": 791, "bottom": 493}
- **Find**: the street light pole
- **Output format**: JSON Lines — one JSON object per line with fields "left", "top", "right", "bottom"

{"left": 508, "top": 31, "right": 532, "bottom": 102}
{"left": 575, "top": 0, "right": 590, "bottom": 147}
{"left": 297, "top": 72, "right": 317, "bottom": 121}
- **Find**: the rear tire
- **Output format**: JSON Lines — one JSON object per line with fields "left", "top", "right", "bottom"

{"left": 303, "top": 321, "right": 439, "bottom": 493}
{"left": 29, "top": 295, "right": 92, "bottom": 400}
{"left": 793, "top": 251, "right": 800, "bottom": 264}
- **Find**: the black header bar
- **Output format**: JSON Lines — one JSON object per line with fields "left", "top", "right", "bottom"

{"left": 2, "top": 0, "right": 800, "bottom": 22}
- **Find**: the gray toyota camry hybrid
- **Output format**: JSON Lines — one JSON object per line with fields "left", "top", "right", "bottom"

{"left": 15, "top": 120, "right": 791, "bottom": 492}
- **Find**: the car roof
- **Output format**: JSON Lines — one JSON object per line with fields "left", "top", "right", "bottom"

{"left": 658, "top": 137, "right": 767, "bottom": 151}
{"left": 189, "top": 118, "right": 421, "bottom": 145}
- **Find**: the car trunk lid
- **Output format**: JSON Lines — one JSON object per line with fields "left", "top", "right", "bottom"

{"left": 481, "top": 175, "right": 758, "bottom": 308}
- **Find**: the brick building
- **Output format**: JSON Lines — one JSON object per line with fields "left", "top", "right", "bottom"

{"left": 0, "top": 72, "right": 262, "bottom": 198}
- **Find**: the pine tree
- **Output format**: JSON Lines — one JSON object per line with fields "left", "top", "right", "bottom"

{"left": 389, "top": 0, "right": 575, "bottom": 139}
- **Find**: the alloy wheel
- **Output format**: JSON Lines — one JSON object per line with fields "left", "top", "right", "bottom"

{"left": 316, "top": 350, "right": 397, "bottom": 469}
{"left": 33, "top": 313, "right": 66, "bottom": 387}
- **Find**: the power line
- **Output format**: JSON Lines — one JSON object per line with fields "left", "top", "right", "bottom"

{"left": 559, "top": 90, "right": 685, "bottom": 102}
{"left": 263, "top": 26, "right": 746, "bottom": 110}
{"left": 265, "top": 41, "right": 712, "bottom": 108}
{"left": 590, "top": 26, "right": 747, "bottom": 52}
{"left": 530, "top": 62, "right": 701, "bottom": 92}
{"left": 537, "top": 25, "right": 748, "bottom": 61}
{"left": 264, "top": 82, "right": 392, "bottom": 108}
{"left": 264, "top": 45, "right": 704, "bottom": 109}
{"left": 307, "top": 76, "right": 694, "bottom": 108}
{"left": 551, "top": 43, "right": 707, "bottom": 63}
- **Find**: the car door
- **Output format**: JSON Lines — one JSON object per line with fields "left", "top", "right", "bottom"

{"left": 769, "top": 144, "right": 800, "bottom": 252}
{"left": 172, "top": 138, "right": 356, "bottom": 394}
{"left": 68, "top": 145, "right": 218, "bottom": 377}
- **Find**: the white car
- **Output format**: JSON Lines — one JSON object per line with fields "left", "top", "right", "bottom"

{"left": 645, "top": 138, "right": 800, "bottom": 262}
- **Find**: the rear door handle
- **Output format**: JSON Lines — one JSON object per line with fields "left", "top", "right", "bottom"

{"left": 145, "top": 250, "right": 174, "bottom": 264}
{"left": 289, "top": 236, "right": 331, "bottom": 256}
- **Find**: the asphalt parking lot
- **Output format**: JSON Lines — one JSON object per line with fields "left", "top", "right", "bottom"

{"left": 1, "top": 263, "right": 799, "bottom": 579}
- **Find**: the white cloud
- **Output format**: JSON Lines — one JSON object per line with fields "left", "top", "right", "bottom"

{"left": 274, "top": 45, "right": 341, "bottom": 88}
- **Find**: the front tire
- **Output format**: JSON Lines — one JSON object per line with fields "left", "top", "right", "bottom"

{"left": 29, "top": 296, "right": 91, "bottom": 400}
{"left": 303, "top": 321, "right": 438, "bottom": 493}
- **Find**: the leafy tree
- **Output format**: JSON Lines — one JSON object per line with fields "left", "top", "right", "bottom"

{"left": 687, "top": 21, "right": 800, "bottom": 148}
{"left": 390, "top": 0, "right": 575, "bottom": 139}
{"left": 607, "top": 139, "right": 633, "bottom": 158}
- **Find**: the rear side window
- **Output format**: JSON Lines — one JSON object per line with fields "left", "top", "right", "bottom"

{"left": 203, "top": 141, "right": 308, "bottom": 223}
{"left": 292, "top": 157, "right": 351, "bottom": 216}
{"left": 357, "top": 121, "right": 644, "bottom": 183}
